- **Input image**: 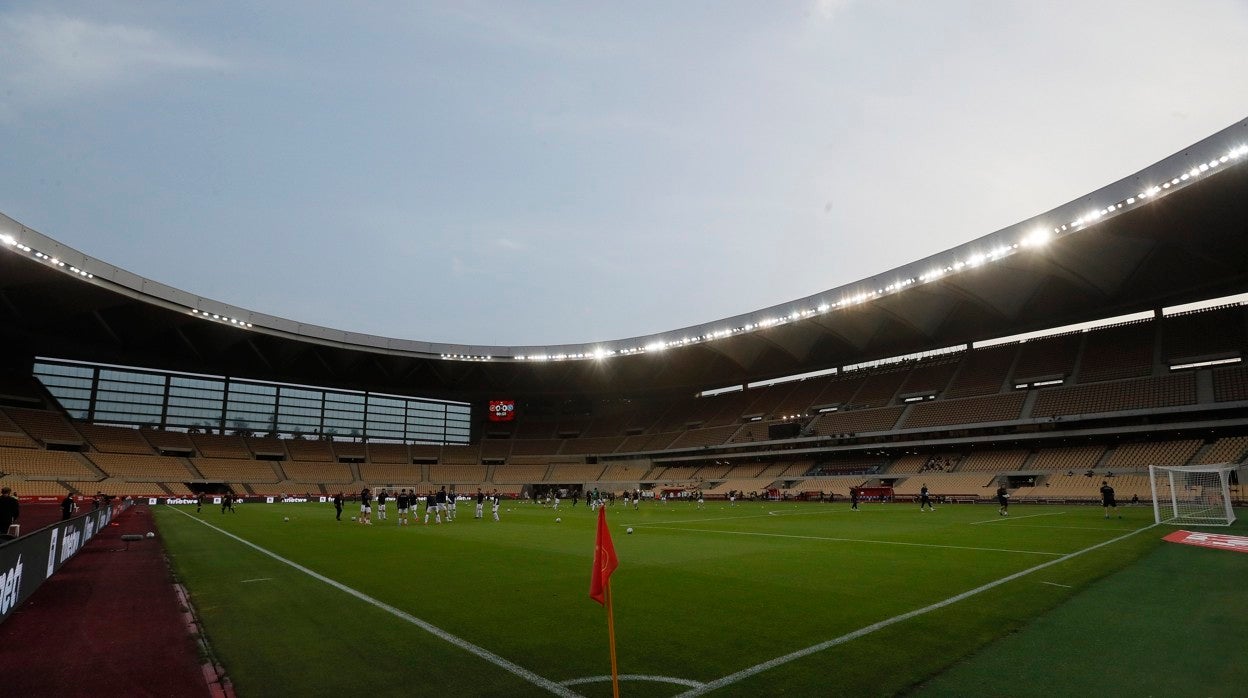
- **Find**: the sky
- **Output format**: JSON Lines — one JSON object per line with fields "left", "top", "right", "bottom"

{"left": 1, "top": 1, "right": 1246, "bottom": 347}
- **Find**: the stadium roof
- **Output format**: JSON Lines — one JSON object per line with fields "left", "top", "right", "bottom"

{"left": 2, "top": 118, "right": 1247, "bottom": 400}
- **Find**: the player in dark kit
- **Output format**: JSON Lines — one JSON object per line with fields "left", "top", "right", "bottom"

{"left": 919, "top": 484, "right": 935, "bottom": 512}
{"left": 996, "top": 485, "right": 1010, "bottom": 516}
{"left": 359, "top": 487, "right": 372, "bottom": 525}
{"left": 1100, "top": 480, "right": 1118, "bottom": 518}
{"left": 197, "top": 493, "right": 206, "bottom": 513}
{"left": 376, "top": 489, "right": 388, "bottom": 521}
{"left": 850, "top": 487, "right": 860, "bottom": 511}
{"left": 475, "top": 489, "right": 485, "bottom": 519}
{"left": 333, "top": 492, "right": 344, "bottom": 521}
{"left": 425, "top": 491, "right": 438, "bottom": 524}
{"left": 396, "top": 489, "right": 409, "bottom": 526}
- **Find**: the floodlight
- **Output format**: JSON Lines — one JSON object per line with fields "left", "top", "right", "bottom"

{"left": 0, "top": 234, "right": 15, "bottom": 246}
{"left": 1023, "top": 229, "right": 1051, "bottom": 247}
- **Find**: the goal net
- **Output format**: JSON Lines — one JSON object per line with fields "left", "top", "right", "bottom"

{"left": 1149, "top": 464, "right": 1240, "bottom": 527}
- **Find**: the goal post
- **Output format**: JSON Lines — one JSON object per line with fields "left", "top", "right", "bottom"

{"left": 1149, "top": 463, "right": 1239, "bottom": 527}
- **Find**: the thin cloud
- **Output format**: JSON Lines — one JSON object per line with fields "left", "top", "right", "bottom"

{"left": 0, "top": 12, "right": 229, "bottom": 110}
{"left": 494, "top": 238, "right": 527, "bottom": 252}
{"left": 810, "top": 0, "right": 855, "bottom": 21}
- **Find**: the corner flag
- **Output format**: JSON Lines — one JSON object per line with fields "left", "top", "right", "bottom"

{"left": 589, "top": 505, "right": 618, "bottom": 605}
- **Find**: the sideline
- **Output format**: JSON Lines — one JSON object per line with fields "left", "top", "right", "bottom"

{"left": 672, "top": 523, "right": 1158, "bottom": 696}
{"left": 165, "top": 506, "right": 583, "bottom": 698}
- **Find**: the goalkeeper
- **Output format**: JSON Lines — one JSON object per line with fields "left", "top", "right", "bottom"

{"left": 1099, "top": 480, "right": 1118, "bottom": 518}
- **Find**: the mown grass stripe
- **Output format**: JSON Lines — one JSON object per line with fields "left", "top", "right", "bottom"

{"left": 167, "top": 506, "right": 583, "bottom": 698}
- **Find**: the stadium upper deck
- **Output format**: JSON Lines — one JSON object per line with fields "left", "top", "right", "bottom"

{"left": 1, "top": 118, "right": 1247, "bottom": 401}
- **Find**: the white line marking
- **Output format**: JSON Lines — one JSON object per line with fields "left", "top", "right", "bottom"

{"left": 1040, "top": 581, "right": 1073, "bottom": 588}
{"left": 969, "top": 512, "right": 1068, "bottom": 525}
{"left": 672, "top": 523, "right": 1157, "bottom": 697}
{"left": 627, "top": 509, "right": 842, "bottom": 528}
{"left": 560, "top": 675, "right": 705, "bottom": 688}
{"left": 642, "top": 525, "right": 1064, "bottom": 556}
{"left": 166, "top": 506, "right": 582, "bottom": 697}
{"left": 999, "top": 523, "right": 1139, "bottom": 532}
{"left": 239, "top": 578, "right": 272, "bottom": 583}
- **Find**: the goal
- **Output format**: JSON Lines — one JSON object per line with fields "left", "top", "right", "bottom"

{"left": 1149, "top": 464, "right": 1240, "bottom": 527}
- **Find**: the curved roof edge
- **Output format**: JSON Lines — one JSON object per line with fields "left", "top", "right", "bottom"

{"left": 3, "top": 117, "right": 1246, "bottom": 364}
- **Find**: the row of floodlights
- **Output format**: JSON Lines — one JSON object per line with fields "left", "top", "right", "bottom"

{"left": 450, "top": 143, "right": 1248, "bottom": 364}
{"left": 534, "top": 142, "right": 1248, "bottom": 362}
{"left": 0, "top": 234, "right": 96, "bottom": 279}
{"left": 4, "top": 143, "right": 1244, "bottom": 363}
{"left": 190, "top": 308, "right": 253, "bottom": 328}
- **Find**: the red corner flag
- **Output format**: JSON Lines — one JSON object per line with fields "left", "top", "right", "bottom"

{"left": 589, "top": 505, "right": 619, "bottom": 605}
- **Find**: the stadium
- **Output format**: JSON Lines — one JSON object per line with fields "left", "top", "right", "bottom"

{"left": 0, "top": 110, "right": 1246, "bottom": 696}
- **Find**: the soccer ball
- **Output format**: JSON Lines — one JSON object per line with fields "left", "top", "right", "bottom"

{"left": 351, "top": 516, "right": 357, "bottom": 522}
{"left": 626, "top": 527, "right": 634, "bottom": 535}
{"left": 145, "top": 532, "right": 155, "bottom": 538}
{"left": 283, "top": 516, "right": 289, "bottom": 522}
{"left": 556, "top": 517, "right": 562, "bottom": 523}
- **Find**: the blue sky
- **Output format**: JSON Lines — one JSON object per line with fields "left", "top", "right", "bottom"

{"left": 2, "top": 1, "right": 1246, "bottom": 346}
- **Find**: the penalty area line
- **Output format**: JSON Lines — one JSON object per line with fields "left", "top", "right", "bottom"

{"left": 165, "top": 506, "right": 583, "bottom": 698}
{"left": 672, "top": 522, "right": 1157, "bottom": 697}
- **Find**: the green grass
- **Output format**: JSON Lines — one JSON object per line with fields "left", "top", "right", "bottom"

{"left": 153, "top": 500, "right": 1233, "bottom": 697}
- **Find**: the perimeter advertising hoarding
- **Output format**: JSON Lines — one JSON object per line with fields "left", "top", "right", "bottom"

{"left": 0, "top": 501, "right": 128, "bottom": 625}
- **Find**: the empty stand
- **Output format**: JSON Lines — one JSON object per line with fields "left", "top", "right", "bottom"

{"left": 809, "top": 406, "right": 905, "bottom": 435}
{"left": 901, "top": 393, "right": 1025, "bottom": 429}
{"left": 491, "top": 465, "right": 549, "bottom": 484}
{"left": 1212, "top": 365, "right": 1248, "bottom": 402}
{"left": 193, "top": 458, "right": 279, "bottom": 483}
{"left": 547, "top": 464, "right": 606, "bottom": 482}
{"left": 1103, "top": 439, "right": 1201, "bottom": 469}
{"left": 358, "top": 463, "right": 424, "bottom": 484}
{"left": 283, "top": 438, "right": 336, "bottom": 461}
{"left": 428, "top": 465, "right": 487, "bottom": 484}
{"left": 1012, "top": 333, "right": 1082, "bottom": 380}
{"left": 282, "top": 462, "right": 354, "bottom": 483}
{"left": 945, "top": 344, "right": 1017, "bottom": 398}
{"left": 88, "top": 453, "right": 195, "bottom": 481}
{"left": 1078, "top": 321, "right": 1155, "bottom": 383}
{"left": 190, "top": 433, "right": 251, "bottom": 459}
{"left": 848, "top": 368, "right": 909, "bottom": 408}
{"left": 898, "top": 358, "right": 960, "bottom": 396}
{"left": 1031, "top": 374, "right": 1196, "bottom": 417}
{"left": 666, "top": 425, "right": 740, "bottom": 450}
{"left": 4, "top": 407, "right": 83, "bottom": 445}
{"left": 1028, "top": 445, "right": 1105, "bottom": 471}
{"left": 1162, "top": 305, "right": 1247, "bottom": 362}
{"left": 955, "top": 450, "right": 1030, "bottom": 472}
{"left": 76, "top": 424, "right": 155, "bottom": 454}
{"left": 0, "top": 450, "right": 97, "bottom": 480}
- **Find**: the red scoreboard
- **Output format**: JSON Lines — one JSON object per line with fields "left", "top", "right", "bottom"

{"left": 488, "top": 400, "right": 516, "bottom": 422}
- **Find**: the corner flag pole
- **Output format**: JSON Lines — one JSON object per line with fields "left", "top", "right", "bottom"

{"left": 606, "top": 581, "right": 620, "bottom": 698}
{"left": 590, "top": 505, "right": 621, "bottom": 696}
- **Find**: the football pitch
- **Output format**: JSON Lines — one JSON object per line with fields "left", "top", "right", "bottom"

{"left": 154, "top": 499, "right": 1240, "bottom": 697}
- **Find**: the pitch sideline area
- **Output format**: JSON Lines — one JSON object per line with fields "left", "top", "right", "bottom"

{"left": 155, "top": 500, "right": 1189, "bottom": 696}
